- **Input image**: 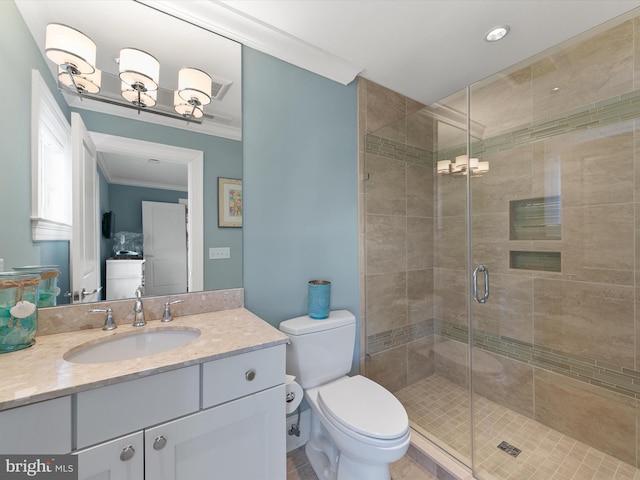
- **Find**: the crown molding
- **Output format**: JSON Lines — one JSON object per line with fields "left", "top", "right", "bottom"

{"left": 136, "top": 0, "right": 363, "bottom": 85}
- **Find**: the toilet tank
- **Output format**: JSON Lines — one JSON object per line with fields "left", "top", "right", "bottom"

{"left": 279, "top": 310, "right": 356, "bottom": 389}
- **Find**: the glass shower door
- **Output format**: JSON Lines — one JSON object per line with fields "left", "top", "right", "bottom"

{"left": 469, "top": 14, "right": 640, "bottom": 478}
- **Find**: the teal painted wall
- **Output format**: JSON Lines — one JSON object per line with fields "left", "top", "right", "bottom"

{"left": 107, "top": 184, "right": 187, "bottom": 234}
{"left": 242, "top": 47, "right": 360, "bottom": 369}
{"left": 0, "top": 0, "right": 71, "bottom": 301}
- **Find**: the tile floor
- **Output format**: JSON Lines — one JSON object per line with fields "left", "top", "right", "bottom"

{"left": 395, "top": 375, "right": 640, "bottom": 480}
{"left": 286, "top": 445, "right": 437, "bottom": 480}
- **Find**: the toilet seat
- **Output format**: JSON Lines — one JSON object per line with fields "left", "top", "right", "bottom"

{"left": 317, "top": 375, "right": 408, "bottom": 443}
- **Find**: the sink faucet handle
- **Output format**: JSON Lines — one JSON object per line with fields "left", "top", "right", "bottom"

{"left": 89, "top": 308, "right": 116, "bottom": 331}
{"left": 162, "top": 300, "right": 185, "bottom": 323}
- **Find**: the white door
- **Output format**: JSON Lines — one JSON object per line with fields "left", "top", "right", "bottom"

{"left": 142, "top": 201, "right": 187, "bottom": 295}
{"left": 144, "top": 386, "right": 285, "bottom": 480}
{"left": 71, "top": 113, "right": 101, "bottom": 303}
{"left": 75, "top": 431, "right": 143, "bottom": 480}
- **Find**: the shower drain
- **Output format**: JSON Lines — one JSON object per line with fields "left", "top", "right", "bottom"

{"left": 497, "top": 440, "right": 522, "bottom": 458}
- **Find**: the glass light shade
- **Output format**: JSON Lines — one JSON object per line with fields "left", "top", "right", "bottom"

{"left": 45, "top": 24, "right": 96, "bottom": 74}
{"left": 477, "top": 161, "right": 490, "bottom": 172}
{"left": 119, "top": 48, "right": 159, "bottom": 91}
{"left": 437, "top": 160, "right": 451, "bottom": 173}
{"left": 178, "top": 68, "right": 212, "bottom": 106}
{"left": 58, "top": 66, "right": 101, "bottom": 93}
{"left": 174, "top": 91, "right": 204, "bottom": 118}
{"left": 121, "top": 81, "right": 157, "bottom": 107}
{"left": 469, "top": 157, "right": 479, "bottom": 170}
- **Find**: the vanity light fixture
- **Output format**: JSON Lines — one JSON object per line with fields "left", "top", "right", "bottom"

{"left": 118, "top": 48, "right": 159, "bottom": 110}
{"left": 175, "top": 67, "right": 212, "bottom": 119}
{"left": 46, "top": 24, "right": 98, "bottom": 94}
{"left": 44, "top": 23, "right": 225, "bottom": 124}
{"left": 485, "top": 25, "right": 510, "bottom": 42}
{"left": 437, "top": 155, "right": 489, "bottom": 177}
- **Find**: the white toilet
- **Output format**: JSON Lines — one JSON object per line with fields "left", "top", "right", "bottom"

{"left": 279, "top": 310, "right": 410, "bottom": 480}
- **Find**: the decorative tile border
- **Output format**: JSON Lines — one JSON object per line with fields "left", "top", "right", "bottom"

{"left": 437, "top": 319, "right": 640, "bottom": 400}
{"left": 365, "top": 134, "right": 434, "bottom": 166}
{"left": 367, "top": 319, "right": 434, "bottom": 355}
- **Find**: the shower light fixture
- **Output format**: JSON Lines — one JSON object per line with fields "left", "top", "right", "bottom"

{"left": 437, "top": 155, "right": 489, "bottom": 177}
{"left": 485, "top": 25, "right": 510, "bottom": 42}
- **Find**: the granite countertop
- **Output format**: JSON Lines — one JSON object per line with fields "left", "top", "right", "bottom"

{"left": 0, "top": 308, "right": 289, "bottom": 411}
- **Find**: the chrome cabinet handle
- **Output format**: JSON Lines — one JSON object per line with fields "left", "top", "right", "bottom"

{"left": 120, "top": 445, "right": 135, "bottom": 461}
{"left": 153, "top": 435, "right": 167, "bottom": 450}
{"left": 472, "top": 265, "right": 489, "bottom": 304}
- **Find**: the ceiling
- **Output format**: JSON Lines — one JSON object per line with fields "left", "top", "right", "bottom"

{"left": 216, "top": 0, "right": 640, "bottom": 105}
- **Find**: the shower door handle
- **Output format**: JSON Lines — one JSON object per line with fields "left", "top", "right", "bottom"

{"left": 472, "top": 265, "right": 489, "bottom": 304}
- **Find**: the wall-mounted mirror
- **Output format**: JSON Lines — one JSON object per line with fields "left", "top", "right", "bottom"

{"left": 5, "top": 0, "right": 243, "bottom": 307}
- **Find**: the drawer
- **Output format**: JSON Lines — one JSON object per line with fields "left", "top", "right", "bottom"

{"left": 76, "top": 366, "right": 199, "bottom": 448}
{"left": 202, "top": 344, "right": 285, "bottom": 408}
{"left": 0, "top": 396, "right": 71, "bottom": 454}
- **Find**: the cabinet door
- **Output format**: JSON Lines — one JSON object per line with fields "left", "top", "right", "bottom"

{"left": 145, "top": 385, "right": 285, "bottom": 480}
{"left": 75, "top": 431, "right": 143, "bottom": 480}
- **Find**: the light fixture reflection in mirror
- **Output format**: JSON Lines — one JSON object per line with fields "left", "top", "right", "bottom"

{"left": 44, "top": 23, "right": 217, "bottom": 124}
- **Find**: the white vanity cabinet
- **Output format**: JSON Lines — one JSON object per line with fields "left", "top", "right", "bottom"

{"left": 75, "top": 432, "right": 144, "bottom": 480}
{"left": 72, "top": 344, "right": 286, "bottom": 480}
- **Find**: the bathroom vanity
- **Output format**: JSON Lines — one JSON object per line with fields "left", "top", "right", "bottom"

{"left": 0, "top": 307, "right": 288, "bottom": 480}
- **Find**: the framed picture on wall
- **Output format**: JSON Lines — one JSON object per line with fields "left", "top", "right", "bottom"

{"left": 218, "top": 177, "right": 242, "bottom": 228}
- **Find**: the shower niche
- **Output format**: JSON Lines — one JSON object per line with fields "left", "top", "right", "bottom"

{"left": 509, "top": 195, "right": 561, "bottom": 272}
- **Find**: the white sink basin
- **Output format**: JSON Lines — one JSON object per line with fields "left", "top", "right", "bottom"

{"left": 64, "top": 327, "right": 201, "bottom": 364}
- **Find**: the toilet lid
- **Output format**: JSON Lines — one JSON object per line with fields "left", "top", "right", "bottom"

{"left": 317, "top": 375, "right": 408, "bottom": 440}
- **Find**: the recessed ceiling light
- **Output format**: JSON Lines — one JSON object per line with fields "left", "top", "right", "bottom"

{"left": 485, "top": 26, "right": 510, "bottom": 42}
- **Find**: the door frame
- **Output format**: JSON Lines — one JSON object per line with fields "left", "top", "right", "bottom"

{"left": 90, "top": 133, "right": 204, "bottom": 292}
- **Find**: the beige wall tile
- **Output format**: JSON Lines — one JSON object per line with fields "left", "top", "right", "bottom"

{"left": 531, "top": 21, "right": 633, "bottom": 120}
{"left": 434, "top": 267, "right": 467, "bottom": 325}
{"left": 471, "top": 272, "right": 533, "bottom": 344}
{"left": 407, "top": 163, "right": 433, "bottom": 217}
{"left": 560, "top": 128, "right": 634, "bottom": 207}
{"left": 472, "top": 350, "right": 534, "bottom": 419}
{"left": 365, "top": 214, "right": 407, "bottom": 274}
{"left": 470, "top": 67, "right": 533, "bottom": 138}
{"left": 365, "top": 80, "right": 407, "bottom": 136}
{"left": 406, "top": 108, "right": 434, "bottom": 151}
{"left": 562, "top": 203, "right": 634, "bottom": 286}
{"left": 435, "top": 174, "right": 466, "bottom": 218}
{"left": 408, "top": 269, "right": 435, "bottom": 324}
{"left": 470, "top": 144, "right": 534, "bottom": 215}
{"left": 408, "top": 336, "right": 435, "bottom": 385}
{"left": 533, "top": 278, "right": 635, "bottom": 368}
{"left": 534, "top": 369, "right": 636, "bottom": 465}
{"left": 471, "top": 212, "right": 509, "bottom": 275}
{"left": 364, "top": 153, "right": 406, "bottom": 216}
{"left": 407, "top": 216, "right": 434, "bottom": 270}
{"left": 365, "top": 272, "right": 407, "bottom": 336}
{"left": 368, "top": 345, "right": 408, "bottom": 392}
{"left": 435, "top": 215, "right": 466, "bottom": 270}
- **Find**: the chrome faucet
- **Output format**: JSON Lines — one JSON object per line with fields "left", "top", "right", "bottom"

{"left": 133, "top": 286, "right": 146, "bottom": 327}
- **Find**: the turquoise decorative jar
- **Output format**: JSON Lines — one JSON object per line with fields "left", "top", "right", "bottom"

{"left": 308, "top": 280, "right": 331, "bottom": 319}
{"left": 13, "top": 265, "right": 60, "bottom": 307}
{"left": 0, "top": 272, "right": 40, "bottom": 353}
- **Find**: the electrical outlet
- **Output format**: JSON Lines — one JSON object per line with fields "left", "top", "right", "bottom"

{"left": 209, "top": 247, "right": 230, "bottom": 260}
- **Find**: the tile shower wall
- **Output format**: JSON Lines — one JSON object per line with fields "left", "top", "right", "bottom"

{"left": 359, "top": 10, "right": 640, "bottom": 469}
{"left": 358, "top": 78, "right": 436, "bottom": 392}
